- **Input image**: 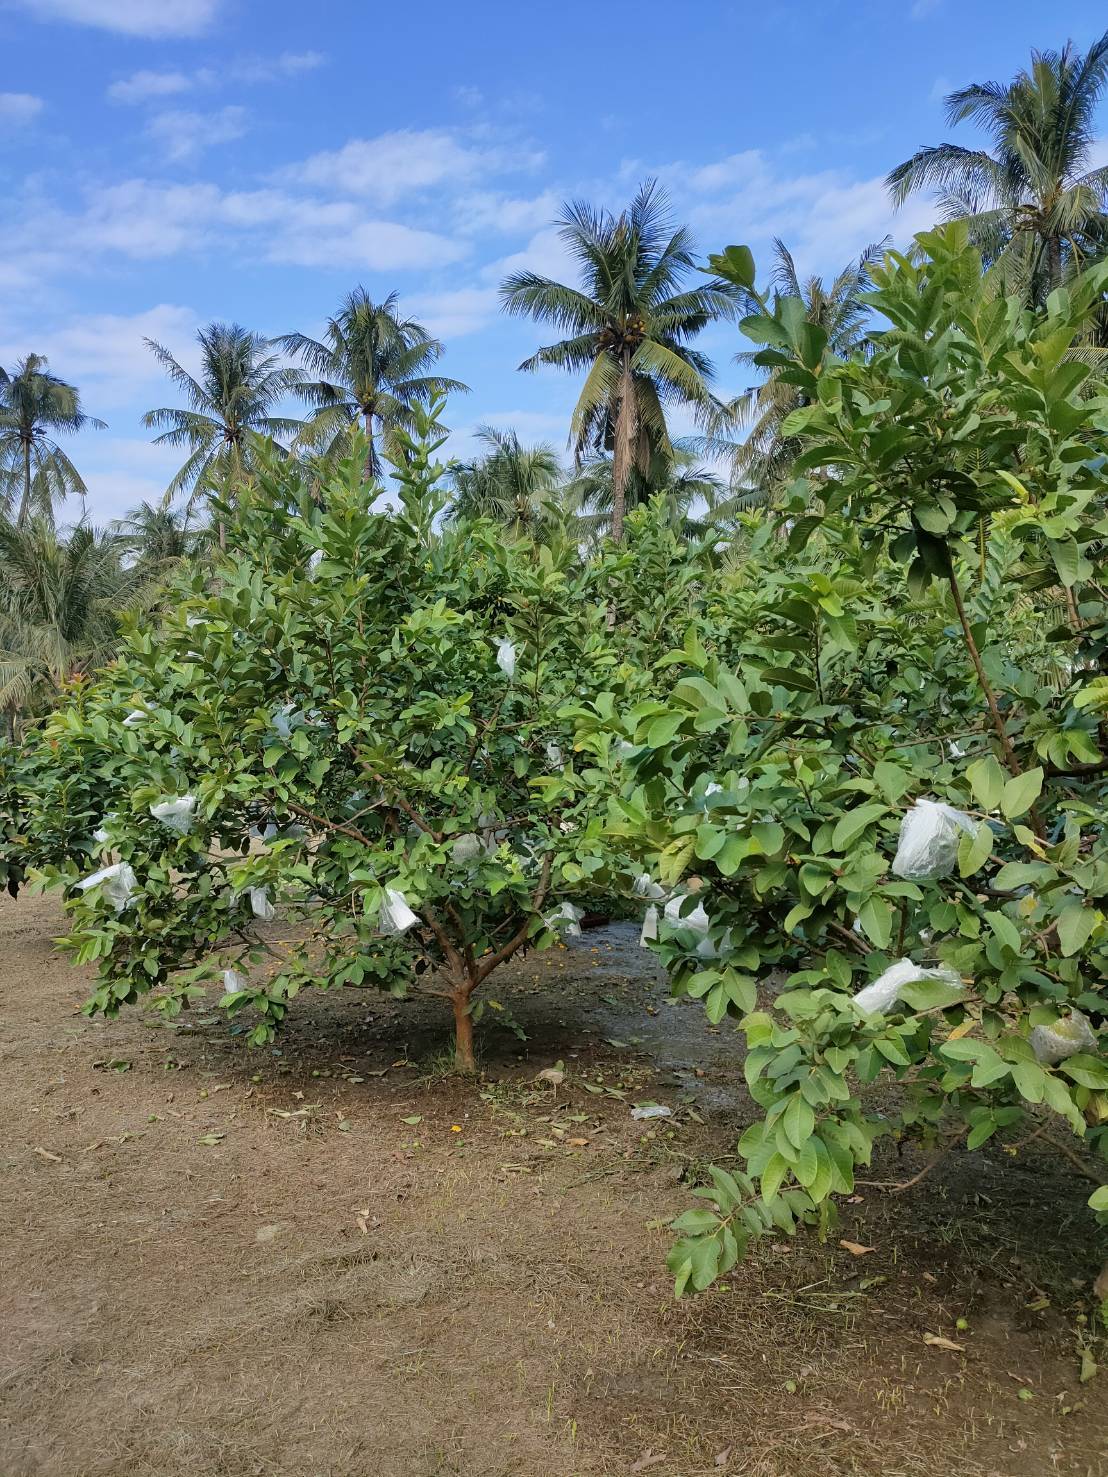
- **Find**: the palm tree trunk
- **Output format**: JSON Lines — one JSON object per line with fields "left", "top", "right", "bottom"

{"left": 610, "top": 353, "right": 635, "bottom": 544}
{"left": 363, "top": 411, "right": 375, "bottom": 483}
{"left": 1047, "top": 234, "right": 1063, "bottom": 290}
{"left": 16, "top": 438, "right": 32, "bottom": 527}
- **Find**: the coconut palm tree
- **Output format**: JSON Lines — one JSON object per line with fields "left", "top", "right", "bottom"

{"left": 886, "top": 32, "right": 1108, "bottom": 300}
{"left": 446, "top": 426, "right": 562, "bottom": 536}
{"left": 0, "top": 355, "right": 106, "bottom": 527}
{"left": 112, "top": 493, "right": 206, "bottom": 571}
{"left": 142, "top": 324, "right": 304, "bottom": 526}
{"left": 0, "top": 521, "right": 154, "bottom": 726}
{"left": 276, "top": 290, "right": 469, "bottom": 481}
{"left": 564, "top": 441, "right": 725, "bottom": 546}
{"left": 499, "top": 180, "right": 737, "bottom": 543}
{"left": 709, "top": 238, "right": 884, "bottom": 504}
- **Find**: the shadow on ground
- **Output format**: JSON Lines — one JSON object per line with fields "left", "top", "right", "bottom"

{"left": 1, "top": 894, "right": 1105, "bottom": 1477}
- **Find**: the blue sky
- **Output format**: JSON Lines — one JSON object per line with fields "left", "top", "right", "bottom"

{"left": 2, "top": 0, "right": 1106, "bottom": 522}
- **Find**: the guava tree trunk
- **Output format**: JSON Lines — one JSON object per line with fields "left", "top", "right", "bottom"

{"left": 451, "top": 986, "right": 476, "bottom": 1074}
{"left": 610, "top": 352, "right": 635, "bottom": 545}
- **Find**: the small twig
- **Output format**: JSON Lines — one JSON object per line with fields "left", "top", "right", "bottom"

{"left": 829, "top": 920, "right": 872, "bottom": 956}
{"left": 857, "top": 1126, "right": 970, "bottom": 1192}
{"left": 1039, "top": 1129, "right": 1108, "bottom": 1186}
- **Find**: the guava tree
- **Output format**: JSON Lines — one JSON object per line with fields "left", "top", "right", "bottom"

{"left": 572, "top": 227, "right": 1108, "bottom": 1291}
{"left": 25, "top": 417, "right": 620, "bottom": 1071}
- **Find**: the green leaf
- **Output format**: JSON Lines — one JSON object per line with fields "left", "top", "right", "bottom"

{"left": 875, "top": 1036, "right": 911, "bottom": 1067}
{"left": 873, "top": 761, "right": 912, "bottom": 803}
{"left": 1056, "top": 904, "right": 1097, "bottom": 957}
{"left": 832, "top": 804, "right": 888, "bottom": 853}
{"left": 957, "top": 822, "right": 993, "bottom": 878}
{"left": 1089, "top": 1186, "right": 1108, "bottom": 1213}
{"left": 782, "top": 1093, "right": 815, "bottom": 1150}
{"left": 646, "top": 713, "right": 685, "bottom": 748}
{"left": 761, "top": 1151, "right": 790, "bottom": 1203}
{"left": 1000, "top": 768, "right": 1043, "bottom": 820}
{"left": 1061, "top": 1055, "right": 1108, "bottom": 1089}
{"left": 671, "top": 1209, "right": 723, "bottom": 1235}
{"left": 1011, "top": 1061, "right": 1046, "bottom": 1104}
{"left": 986, "top": 910, "right": 1021, "bottom": 955}
{"left": 899, "top": 976, "right": 966, "bottom": 1011}
{"left": 857, "top": 895, "right": 893, "bottom": 949}
{"left": 1047, "top": 536, "right": 1080, "bottom": 588}
{"left": 710, "top": 244, "right": 756, "bottom": 289}
{"left": 966, "top": 754, "right": 1004, "bottom": 811}
{"left": 758, "top": 665, "right": 817, "bottom": 693}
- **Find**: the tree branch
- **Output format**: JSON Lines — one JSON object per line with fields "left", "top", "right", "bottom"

{"left": 286, "top": 801, "right": 372, "bottom": 847}
{"left": 365, "top": 770, "right": 442, "bottom": 842}
{"left": 475, "top": 854, "right": 553, "bottom": 984}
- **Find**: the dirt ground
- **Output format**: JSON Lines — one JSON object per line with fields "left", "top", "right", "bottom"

{"left": 1, "top": 893, "right": 1106, "bottom": 1477}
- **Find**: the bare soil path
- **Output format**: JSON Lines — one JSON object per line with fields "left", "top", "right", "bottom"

{"left": 1, "top": 895, "right": 1105, "bottom": 1476}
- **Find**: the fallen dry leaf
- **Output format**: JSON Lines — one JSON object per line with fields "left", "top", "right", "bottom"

{"left": 535, "top": 1068, "right": 565, "bottom": 1086}
{"left": 1094, "top": 1259, "right": 1108, "bottom": 1302}
{"left": 839, "top": 1239, "right": 876, "bottom": 1256}
{"left": 631, "top": 1453, "right": 666, "bottom": 1473}
{"left": 32, "top": 1146, "right": 62, "bottom": 1164}
{"left": 923, "top": 1333, "right": 965, "bottom": 1352}
{"left": 714, "top": 1447, "right": 732, "bottom": 1467}
{"left": 566, "top": 1137, "right": 589, "bottom": 1147}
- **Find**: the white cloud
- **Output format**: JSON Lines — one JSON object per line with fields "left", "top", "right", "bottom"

{"left": 4, "top": 177, "right": 465, "bottom": 273}
{"left": 911, "top": 0, "right": 941, "bottom": 16}
{"left": 929, "top": 75, "right": 951, "bottom": 104}
{"left": 76, "top": 438, "right": 189, "bottom": 522}
{"left": 8, "top": 0, "right": 221, "bottom": 36}
{"left": 283, "top": 128, "right": 544, "bottom": 205}
{"left": 649, "top": 148, "right": 934, "bottom": 277}
{"left": 406, "top": 287, "right": 499, "bottom": 339}
{"left": 146, "top": 106, "right": 249, "bottom": 163}
{"left": 0, "top": 91, "right": 43, "bottom": 124}
{"left": 109, "top": 52, "right": 323, "bottom": 104}
{"left": 458, "top": 189, "right": 561, "bottom": 236}
{"left": 108, "top": 70, "right": 199, "bottom": 105}
{"left": 487, "top": 226, "right": 575, "bottom": 284}
{"left": 230, "top": 51, "right": 324, "bottom": 84}
{"left": 0, "top": 304, "right": 200, "bottom": 408}
{"left": 264, "top": 202, "right": 465, "bottom": 271}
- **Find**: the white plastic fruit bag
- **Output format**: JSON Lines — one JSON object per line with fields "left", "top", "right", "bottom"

{"left": 852, "top": 958, "right": 960, "bottom": 1015}
{"left": 248, "top": 886, "right": 275, "bottom": 921}
{"left": 270, "top": 703, "right": 297, "bottom": 739}
{"left": 1030, "top": 1011, "right": 1097, "bottom": 1064}
{"left": 892, "top": 799, "right": 975, "bottom": 880}
{"left": 496, "top": 637, "right": 516, "bottom": 679}
{"left": 664, "top": 895, "right": 710, "bottom": 935}
{"left": 546, "top": 901, "right": 584, "bottom": 937}
{"left": 379, "top": 887, "right": 419, "bottom": 935}
{"left": 634, "top": 873, "right": 666, "bottom": 901}
{"left": 150, "top": 794, "right": 197, "bottom": 835}
{"left": 640, "top": 904, "right": 659, "bottom": 947}
{"left": 451, "top": 832, "right": 483, "bottom": 863}
{"left": 77, "top": 862, "right": 137, "bottom": 913}
{"left": 222, "top": 968, "right": 247, "bottom": 996}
